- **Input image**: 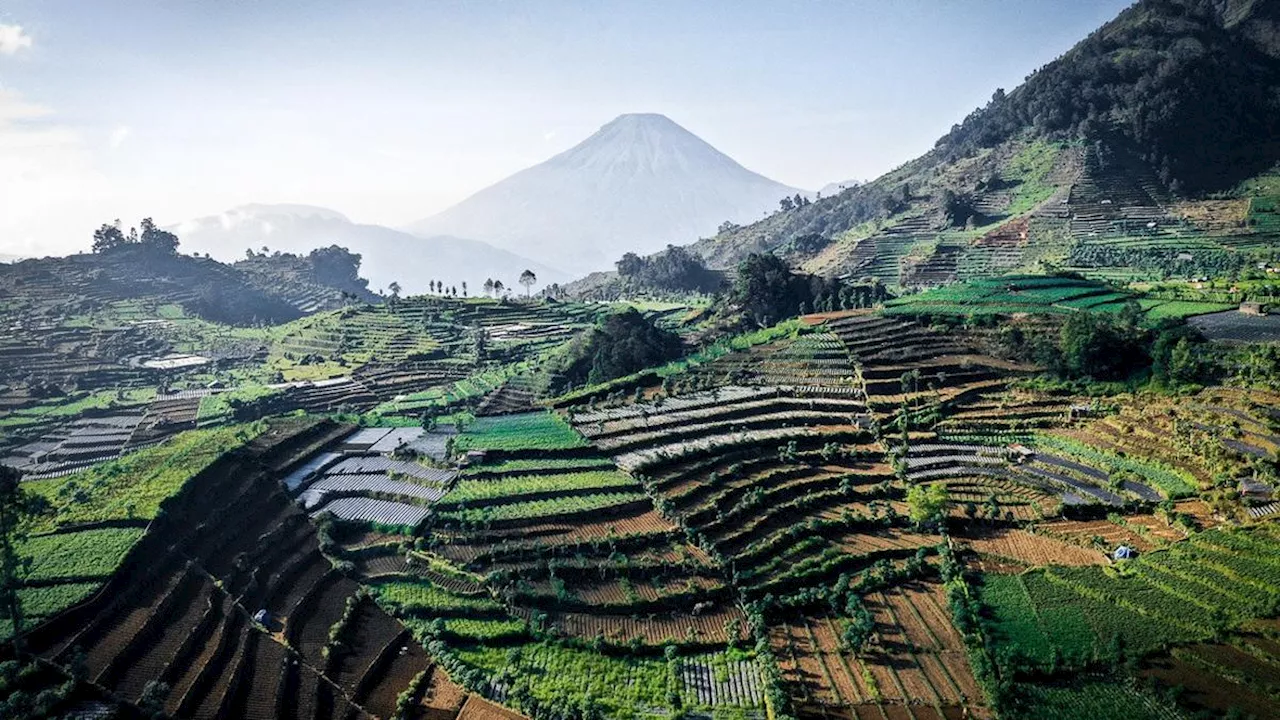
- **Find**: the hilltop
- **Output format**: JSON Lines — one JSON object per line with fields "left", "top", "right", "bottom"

{"left": 0, "top": 246, "right": 310, "bottom": 327}
{"left": 405, "top": 113, "right": 804, "bottom": 276}
{"left": 174, "top": 204, "right": 564, "bottom": 296}
{"left": 689, "top": 0, "right": 1280, "bottom": 289}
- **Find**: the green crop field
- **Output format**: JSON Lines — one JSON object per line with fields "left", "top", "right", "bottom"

{"left": 1010, "top": 678, "right": 1183, "bottom": 720}
{"left": 436, "top": 470, "right": 639, "bottom": 507}
{"left": 984, "top": 527, "right": 1280, "bottom": 669}
{"left": 20, "top": 527, "right": 145, "bottom": 582}
{"left": 453, "top": 412, "right": 589, "bottom": 451}
{"left": 24, "top": 422, "right": 266, "bottom": 532}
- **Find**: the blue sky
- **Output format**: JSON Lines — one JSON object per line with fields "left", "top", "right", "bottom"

{"left": 0, "top": 0, "right": 1131, "bottom": 255}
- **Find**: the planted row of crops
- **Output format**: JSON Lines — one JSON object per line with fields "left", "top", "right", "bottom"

{"left": 413, "top": 407, "right": 756, "bottom": 714}
{"left": 982, "top": 525, "right": 1280, "bottom": 670}
{"left": 18, "top": 418, "right": 454, "bottom": 719}
{"left": 283, "top": 425, "right": 458, "bottom": 529}
{"left": 23, "top": 422, "right": 267, "bottom": 532}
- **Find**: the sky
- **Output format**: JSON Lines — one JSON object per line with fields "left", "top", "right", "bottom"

{"left": 0, "top": 0, "right": 1132, "bottom": 257}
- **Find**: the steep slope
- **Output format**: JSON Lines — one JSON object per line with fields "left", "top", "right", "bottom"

{"left": 174, "top": 204, "right": 564, "bottom": 296}
{"left": 690, "top": 0, "right": 1280, "bottom": 288}
{"left": 405, "top": 113, "right": 804, "bottom": 276}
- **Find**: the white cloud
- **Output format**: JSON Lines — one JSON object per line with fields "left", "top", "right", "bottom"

{"left": 109, "top": 125, "right": 131, "bottom": 149}
{"left": 0, "top": 24, "right": 33, "bottom": 56}
{"left": 0, "top": 88, "right": 118, "bottom": 256}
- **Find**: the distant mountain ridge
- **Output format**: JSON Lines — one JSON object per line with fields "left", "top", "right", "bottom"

{"left": 405, "top": 113, "right": 804, "bottom": 276}
{"left": 173, "top": 204, "right": 564, "bottom": 296}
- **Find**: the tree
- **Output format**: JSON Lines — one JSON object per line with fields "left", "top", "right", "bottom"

{"left": 1, "top": 466, "right": 44, "bottom": 652}
{"left": 483, "top": 278, "right": 495, "bottom": 297}
{"left": 461, "top": 281, "right": 468, "bottom": 297}
{"left": 519, "top": 269, "right": 537, "bottom": 298}
{"left": 906, "top": 484, "right": 950, "bottom": 528}
{"left": 546, "top": 308, "right": 683, "bottom": 393}
{"left": 139, "top": 217, "right": 179, "bottom": 253}
{"left": 494, "top": 280, "right": 505, "bottom": 297}
{"left": 308, "top": 245, "right": 367, "bottom": 294}
{"left": 388, "top": 281, "right": 401, "bottom": 298}
{"left": 91, "top": 221, "right": 127, "bottom": 253}
{"left": 1058, "top": 310, "right": 1147, "bottom": 380}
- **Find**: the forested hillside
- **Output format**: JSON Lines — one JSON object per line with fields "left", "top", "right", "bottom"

{"left": 690, "top": 0, "right": 1280, "bottom": 290}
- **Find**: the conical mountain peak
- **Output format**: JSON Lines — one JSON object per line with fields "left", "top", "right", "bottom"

{"left": 405, "top": 114, "right": 802, "bottom": 275}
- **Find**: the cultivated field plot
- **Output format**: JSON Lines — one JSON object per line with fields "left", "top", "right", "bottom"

{"left": 1, "top": 414, "right": 144, "bottom": 479}
{"left": 431, "top": 415, "right": 743, "bottom": 645}
{"left": 881, "top": 275, "right": 1134, "bottom": 317}
{"left": 1188, "top": 308, "right": 1280, "bottom": 343}
{"left": 1045, "top": 392, "right": 1273, "bottom": 496}
{"left": 1140, "top": 624, "right": 1280, "bottom": 720}
{"left": 981, "top": 525, "right": 1280, "bottom": 669}
{"left": 770, "top": 582, "right": 988, "bottom": 719}
{"left": 956, "top": 528, "right": 1106, "bottom": 568}
{"left": 284, "top": 425, "right": 457, "bottom": 530}
{"left": 459, "top": 642, "right": 767, "bottom": 718}
{"left": 18, "top": 418, "right": 456, "bottom": 720}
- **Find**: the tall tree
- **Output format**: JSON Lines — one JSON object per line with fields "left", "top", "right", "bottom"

{"left": 483, "top": 278, "right": 495, "bottom": 297}
{"left": 519, "top": 269, "right": 537, "bottom": 298}
{"left": 461, "top": 281, "right": 468, "bottom": 298}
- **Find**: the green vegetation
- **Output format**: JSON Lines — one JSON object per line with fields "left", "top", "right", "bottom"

{"left": 453, "top": 412, "right": 588, "bottom": 452}
{"left": 370, "top": 580, "right": 503, "bottom": 615}
{"left": 24, "top": 423, "right": 266, "bottom": 532}
{"left": 0, "top": 389, "right": 157, "bottom": 431}
{"left": 1008, "top": 678, "right": 1182, "bottom": 720}
{"left": 436, "top": 492, "right": 648, "bottom": 525}
{"left": 460, "top": 457, "right": 616, "bottom": 476}
{"left": 885, "top": 275, "right": 1135, "bottom": 316}
{"left": 437, "top": 471, "right": 638, "bottom": 508}
{"left": 982, "top": 526, "right": 1280, "bottom": 670}
{"left": 20, "top": 528, "right": 144, "bottom": 582}
{"left": 1033, "top": 434, "right": 1196, "bottom": 497}
{"left": 549, "top": 317, "right": 811, "bottom": 406}
{"left": 545, "top": 308, "right": 684, "bottom": 394}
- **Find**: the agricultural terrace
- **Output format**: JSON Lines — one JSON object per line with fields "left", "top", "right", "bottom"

{"left": 547, "top": 318, "right": 813, "bottom": 407}
{"left": 883, "top": 276, "right": 1136, "bottom": 317}
{"left": 884, "top": 275, "right": 1235, "bottom": 322}
{"left": 282, "top": 424, "right": 458, "bottom": 530}
{"left": 18, "top": 417, "right": 463, "bottom": 719}
{"left": 981, "top": 525, "right": 1280, "bottom": 670}
{"left": 429, "top": 411, "right": 746, "bottom": 651}
{"left": 296, "top": 411, "right": 770, "bottom": 717}
{"left": 452, "top": 412, "right": 589, "bottom": 452}
{"left": 23, "top": 422, "right": 267, "bottom": 532}
{"left": 771, "top": 581, "right": 989, "bottom": 719}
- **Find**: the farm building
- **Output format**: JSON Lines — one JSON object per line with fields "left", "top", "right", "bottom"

{"left": 1239, "top": 478, "right": 1275, "bottom": 501}
{"left": 1114, "top": 545, "right": 1135, "bottom": 560}
{"left": 1240, "top": 301, "right": 1270, "bottom": 316}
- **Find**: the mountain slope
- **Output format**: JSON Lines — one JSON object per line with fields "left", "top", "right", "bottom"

{"left": 690, "top": 0, "right": 1280, "bottom": 288}
{"left": 174, "top": 204, "right": 565, "bottom": 296}
{"left": 404, "top": 113, "right": 803, "bottom": 276}
{"left": 0, "top": 247, "right": 305, "bottom": 325}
